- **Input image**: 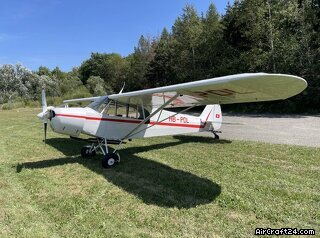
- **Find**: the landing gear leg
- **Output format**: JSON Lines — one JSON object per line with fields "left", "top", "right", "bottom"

{"left": 80, "top": 138, "right": 121, "bottom": 168}
{"left": 101, "top": 138, "right": 121, "bottom": 168}
{"left": 81, "top": 145, "right": 96, "bottom": 158}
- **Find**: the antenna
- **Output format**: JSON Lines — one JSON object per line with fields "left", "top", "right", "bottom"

{"left": 119, "top": 82, "right": 126, "bottom": 94}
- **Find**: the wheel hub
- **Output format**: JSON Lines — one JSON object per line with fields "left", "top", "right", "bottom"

{"left": 108, "top": 158, "right": 115, "bottom": 166}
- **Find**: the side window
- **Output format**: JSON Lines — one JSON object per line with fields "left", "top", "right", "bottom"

{"left": 104, "top": 101, "right": 116, "bottom": 116}
{"left": 115, "top": 103, "right": 126, "bottom": 117}
{"left": 103, "top": 100, "right": 149, "bottom": 119}
{"left": 127, "top": 105, "right": 139, "bottom": 118}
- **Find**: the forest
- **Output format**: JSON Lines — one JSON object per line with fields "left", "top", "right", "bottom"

{"left": 0, "top": 0, "right": 319, "bottom": 113}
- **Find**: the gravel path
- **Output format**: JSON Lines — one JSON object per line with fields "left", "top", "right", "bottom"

{"left": 204, "top": 114, "right": 320, "bottom": 147}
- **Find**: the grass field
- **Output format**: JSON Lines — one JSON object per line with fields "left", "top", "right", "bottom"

{"left": 0, "top": 109, "right": 319, "bottom": 237}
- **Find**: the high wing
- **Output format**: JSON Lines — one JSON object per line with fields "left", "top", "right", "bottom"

{"left": 107, "top": 73, "right": 307, "bottom": 110}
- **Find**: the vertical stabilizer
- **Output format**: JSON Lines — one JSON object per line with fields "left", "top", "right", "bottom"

{"left": 200, "top": 104, "right": 222, "bottom": 130}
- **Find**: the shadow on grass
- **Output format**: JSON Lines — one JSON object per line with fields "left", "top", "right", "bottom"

{"left": 17, "top": 135, "right": 224, "bottom": 208}
{"left": 173, "top": 135, "right": 232, "bottom": 144}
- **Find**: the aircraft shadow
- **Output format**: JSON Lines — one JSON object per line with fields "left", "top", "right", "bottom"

{"left": 16, "top": 136, "right": 224, "bottom": 208}
{"left": 173, "top": 135, "right": 232, "bottom": 144}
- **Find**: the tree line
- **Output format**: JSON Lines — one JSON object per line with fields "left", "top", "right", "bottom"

{"left": 1, "top": 0, "right": 319, "bottom": 112}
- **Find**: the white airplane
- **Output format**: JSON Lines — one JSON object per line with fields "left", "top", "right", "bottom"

{"left": 37, "top": 73, "right": 307, "bottom": 168}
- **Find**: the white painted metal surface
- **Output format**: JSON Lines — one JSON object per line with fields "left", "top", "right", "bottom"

{"left": 49, "top": 105, "right": 221, "bottom": 140}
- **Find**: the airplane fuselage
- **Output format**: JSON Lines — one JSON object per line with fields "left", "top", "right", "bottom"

{"left": 49, "top": 106, "right": 221, "bottom": 140}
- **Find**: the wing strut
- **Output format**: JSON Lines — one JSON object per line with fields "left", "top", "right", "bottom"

{"left": 121, "top": 93, "right": 179, "bottom": 140}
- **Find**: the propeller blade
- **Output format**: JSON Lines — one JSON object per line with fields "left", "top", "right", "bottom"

{"left": 44, "top": 122, "right": 47, "bottom": 144}
{"left": 38, "top": 85, "right": 51, "bottom": 144}
{"left": 41, "top": 85, "right": 47, "bottom": 113}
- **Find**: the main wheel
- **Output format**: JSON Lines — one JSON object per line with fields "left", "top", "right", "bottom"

{"left": 81, "top": 146, "right": 96, "bottom": 158}
{"left": 102, "top": 153, "right": 120, "bottom": 168}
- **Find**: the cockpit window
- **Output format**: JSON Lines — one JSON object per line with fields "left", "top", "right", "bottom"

{"left": 101, "top": 100, "right": 149, "bottom": 120}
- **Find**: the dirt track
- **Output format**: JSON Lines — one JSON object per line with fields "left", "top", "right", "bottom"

{"left": 204, "top": 114, "right": 320, "bottom": 147}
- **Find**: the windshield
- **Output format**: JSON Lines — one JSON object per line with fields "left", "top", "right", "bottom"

{"left": 87, "top": 96, "right": 109, "bottom": 111}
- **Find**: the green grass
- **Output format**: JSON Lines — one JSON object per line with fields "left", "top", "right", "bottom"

{"left": 0, "top": 108, "right": 319, "bottom": 237}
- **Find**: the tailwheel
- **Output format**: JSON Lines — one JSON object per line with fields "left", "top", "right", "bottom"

{"left": 210, "top": 130, "right": 221, "bottom": 140}
{"left": 213, "top": 132, "right": 220, "bottom": 140}
{"left": 81, "top": 146, "right": 96, "bottom": 158}
{"left": 102, "top": 153, "right": 120, "bottom": 168}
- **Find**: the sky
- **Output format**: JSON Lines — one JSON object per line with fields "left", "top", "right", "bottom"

{"left": 0, "top": 0, "right": 233, "bottom": 71}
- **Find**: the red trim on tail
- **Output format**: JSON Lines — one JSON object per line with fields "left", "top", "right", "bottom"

{"left": 202, "top": 110, "right": 212, "bottom": 128}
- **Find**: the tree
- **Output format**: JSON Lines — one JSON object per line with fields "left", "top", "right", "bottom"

{"left": 59, "top": 75, "right": 83, "bottom": 95}
{"left": 172, "top": 4, "right": 203, "bottom": 82}
{"left": 126, "top": 35, "right": 156, "bottom": 90}
{"left": 197, "top": 3, "right": 225, "bottom": 78}
{"left": 86, "top": 76, "right": 112, "bottom": 96}
{"left": 79, "top": 53, "right": 128, "bottom": 92}
{"left": 0, "top": 64, "right": 60, "bottom": 104}
{"left": 52, "top": 66, "right": 65, "bottom": 80}
{"left": 0, "top": 64, "right": 23, "bottom": 103}
{"left": 145, "top": 28, "right": 176, "bottom": 87}
{"left": 293, "top": 0, "right": 320, "bottom": 111}
{"left": 36, "top": 66, "right": 52, "bottom": 77}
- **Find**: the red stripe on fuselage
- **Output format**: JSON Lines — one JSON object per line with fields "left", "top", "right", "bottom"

{"left": 55, "top": 114, "right": 141, "bottom": 124}
{"left": 55, "top": 113, "right": 207, "bottom": 129}
{"left": 149, "top": 121, "right": 204, "bottom": 128}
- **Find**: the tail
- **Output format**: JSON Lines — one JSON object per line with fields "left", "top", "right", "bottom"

{"left": 200, "top": 104, "right": 222, "bottom": 130}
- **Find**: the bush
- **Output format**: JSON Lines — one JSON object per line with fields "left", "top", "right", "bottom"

{"left": 46, "top": 97, "right": 64, "bottom": 106}
{"left": 62, "top": 86, "right": 92, "bottom": 100}
{"left": 1, "top": 101, "right": 26, "bottom": 110}
{"left": 25, "top": 100, "right": 41, "bottom": 108}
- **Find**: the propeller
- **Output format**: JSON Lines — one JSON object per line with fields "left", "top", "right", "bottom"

{"left": 37, "top": 86, "right": 51, "bottom": 143}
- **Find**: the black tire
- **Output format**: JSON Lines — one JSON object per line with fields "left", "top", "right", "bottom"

{"left": 81, "top": 146, "right": 96, "bottom": 158}
{"left": 102, "top": 153, "right": 120, "bottom": 168}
